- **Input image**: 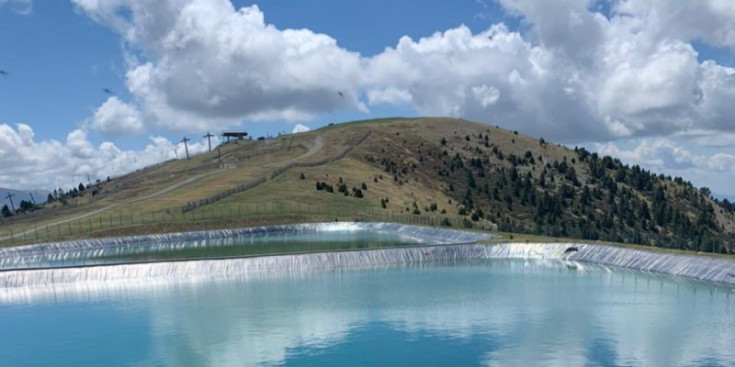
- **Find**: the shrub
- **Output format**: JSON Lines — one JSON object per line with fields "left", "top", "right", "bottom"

{"left": 441, "top": 218, "right": 452, "bottom": 227}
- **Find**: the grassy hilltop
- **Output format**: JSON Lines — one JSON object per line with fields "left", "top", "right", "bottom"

{"left": 1, "top": 117, "right": 734, "bottom": 253}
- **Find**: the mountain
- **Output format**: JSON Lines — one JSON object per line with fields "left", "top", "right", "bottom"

{"left": 714, "top": 193, "right": 735, "bottom": 203}
{"left": 348, "top": 118, "right": 735, "bottom": 249}
{"left": 0, "top": 188, "right": 48, "bottom": 210}
{"left": 1, "top": 118, "right": 733, "bottom": 253}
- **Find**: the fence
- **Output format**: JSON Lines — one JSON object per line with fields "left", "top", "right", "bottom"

{"left": 181, "top": 130, "right": 373, "bottom": 213}
{"left": 3, "top": 200, "right": 732, "bottom": 255}
{"left": 181, "top": 177, "right": 267, "bottom": 213}
{"left": 0, "top": 202, "right": 486, "bottom": 247}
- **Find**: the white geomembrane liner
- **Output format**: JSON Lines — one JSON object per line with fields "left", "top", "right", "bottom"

{"left": 1, "top": 223, "right": 734, "bottom": 295}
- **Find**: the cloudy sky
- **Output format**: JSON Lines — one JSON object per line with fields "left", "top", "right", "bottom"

{"left": 1, "top": 0, "right": 734, "bottom": 195}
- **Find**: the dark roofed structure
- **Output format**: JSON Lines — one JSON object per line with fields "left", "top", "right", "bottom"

{"left": 222, "top": 131, "right": 248, "bottom": 142}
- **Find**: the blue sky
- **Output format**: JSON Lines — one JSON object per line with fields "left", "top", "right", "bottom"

{"left": 1, "top": 0, "right": 735, "bottom": 194}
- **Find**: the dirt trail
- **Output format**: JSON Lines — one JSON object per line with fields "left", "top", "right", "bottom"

{"left": 0, "top": 170, "right": 226, "bottom": 241}
{"left": 301, "top": 135, "right": 325, "bottom": 160}
{"left": 264, "top": 135, "right": 324, "bottom": 168}
{"left": 0, "top": 136, "right": 325, "bottom": 242}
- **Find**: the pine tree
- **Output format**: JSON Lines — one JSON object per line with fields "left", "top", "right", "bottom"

{"left": 1, "top": 204, "right": 11, "bottom": 218}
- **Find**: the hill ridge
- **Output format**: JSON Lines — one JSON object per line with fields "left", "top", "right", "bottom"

{"left": 1, "top": 117, "right": 733, "bottom": 254}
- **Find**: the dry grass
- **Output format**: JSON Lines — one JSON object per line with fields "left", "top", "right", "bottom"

{"left": 2, "top": 117, "right": 733, "bottom": 255}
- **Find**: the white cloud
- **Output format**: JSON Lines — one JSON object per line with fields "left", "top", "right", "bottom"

{"left": 0, "top": 122, "right": 209, "bottom": 190}
{"left": 594, "top": 137, "right": 735, "bottom": 192}
{"left": 366, "top": 88, "right": 413, "bottom": 105}
{"left": 361, "top": 2, "right": 735, "bottom": 142}
{"left": 596, "top": 138, "right": 699, "bottom": 170}
{"left": 708, "top": 153, "right": 735, "bottom": 172}
{"left": 363, "top": 23, "right": 607, "bottom": 141}
{"left": 615, "top": 0, "right": 735, "bottom": 50}
{"left": 291, "top": 124, "right": 310, "bottom": 134}
{"left": 66, "top": 0, "right": 735, "bottom": 144}
{"left": 72, "top": 0, "right": 365, "bottom": 132}
{"left": 695, "top": 61, "right": 735, "bottom": 131}
{"left": 90, "top": 97, "right": 145, "bottom": 136}
{"left": 495, "top": 0, "right": 606, "bottom": 64}
{"left": 471, "top": 85, "right": 501, "bottom": 108}
{"left": 685, "top": 130, "right": 735, "bottom": 148}
{"left": 598, "top": 40, "right": 699, "bottom": 123}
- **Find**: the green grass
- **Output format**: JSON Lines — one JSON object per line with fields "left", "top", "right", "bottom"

{"left": 314, "top": 117, "right": 417, "bottom": 132}
{"left": 2, "top": 117, "right": 732, "bottom": 264}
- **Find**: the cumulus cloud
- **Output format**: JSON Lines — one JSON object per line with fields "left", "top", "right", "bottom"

{"left": 471, "top": 85, "right": 501, "bottom": 108}
{"left": 0, "top": 123, "right": 208, "bottom": 190}
{"left": 615, "top": 0, "right": 735, "bottom": 50}
{"left": 89, "top": 97, "right": 145, "bottom": 136}
{"left": 595, "top": 138, "right": 735, "bottom": 174}
{"left": 366, "top": 88, "right": 413, "bottom": 106}
{"left": 592, "top": 136, "right": 735, "bottom": 194}
{"left": 291, "top": 124, "right": 310, "bottom": 134}
{"left": 363, "top": 1, "right": 735, "bottom": 142}
{"left": 65, "top": 0, "right": 735, "bottom": 144}
{"left": 363, "top": 23, "right": 607, "bottom": 141}
{"left": 71, "top": 0, "right": 365, "bottom": 132}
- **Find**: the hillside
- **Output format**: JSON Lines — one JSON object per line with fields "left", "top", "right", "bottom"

{"left": 350, "top": 118, "right": 735, "bottom": 250}
{"left": 0, "top": 118, "right": 733, "bottom": 253}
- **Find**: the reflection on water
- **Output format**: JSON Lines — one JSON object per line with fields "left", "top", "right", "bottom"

{"left": 0, "top": 260, "right": 733, "bottom": 366}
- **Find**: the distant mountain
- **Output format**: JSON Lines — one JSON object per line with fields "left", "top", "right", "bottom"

{"left": 714, "top": 193, "right": 735, "bottom": 202}
{"left": 0, "top": 187, "right": 49, "bottom": 210}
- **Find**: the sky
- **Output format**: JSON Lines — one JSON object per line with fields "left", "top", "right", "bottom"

{"left": 1, "top": 0, "right": 734, "bottom": 196}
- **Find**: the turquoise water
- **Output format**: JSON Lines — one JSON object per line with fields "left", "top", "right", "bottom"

{"left": 1, "top": 259, "right": 734, "bottom": 366}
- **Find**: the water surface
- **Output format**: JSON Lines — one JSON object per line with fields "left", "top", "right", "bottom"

{"left": 1, "top": 259, "right": 733, "bottom": 366}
